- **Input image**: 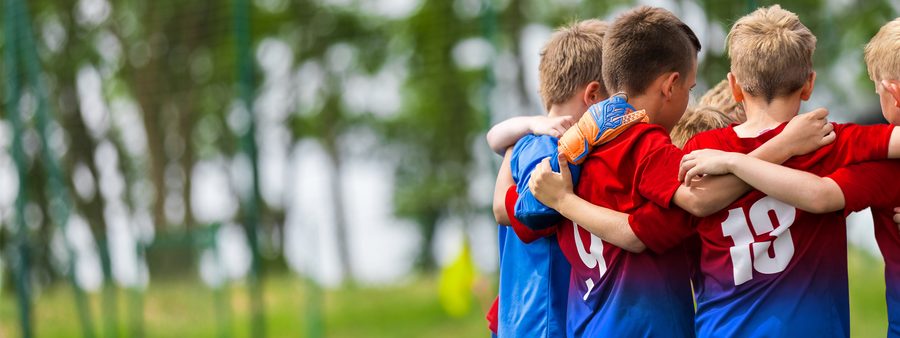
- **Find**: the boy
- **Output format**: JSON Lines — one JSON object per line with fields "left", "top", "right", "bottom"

{"left": 670, "top": 6, "right": 900, "bottom": 336}
{"left": 484, "top": 19, "right": 609, "bottom": 338}
{"left": 677, "top": 17, "right": 900, "bottom": 336}
{"left": 523, "top": 6, "right": 836, "bottom": 336}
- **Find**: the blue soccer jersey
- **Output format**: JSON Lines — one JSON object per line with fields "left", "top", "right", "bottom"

{"left": 495, "top": 134, "right": 571, "bottom": 337}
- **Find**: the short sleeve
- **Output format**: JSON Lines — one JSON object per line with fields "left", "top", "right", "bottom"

{"left": 635, "top": 143, "right": 685, "bottom": 208}
{"left": 505, "top": 185, "right": 557, "bottom": 243}
{"left": 629, "top": 202, "right": 695, "bottom": 254}
{"left": 828, "top": 160, "right": 900, "bottom": 213}
{"left": 832, "top": 124, "right": 895, "bottom": 165}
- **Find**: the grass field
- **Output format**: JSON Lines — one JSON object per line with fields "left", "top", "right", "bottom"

{"left": 0, "top": 247, "right": 890, "bottom": 337}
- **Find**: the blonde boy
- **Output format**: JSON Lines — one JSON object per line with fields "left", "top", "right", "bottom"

{"left": 679, "top": 17, "right": 900, "bottom": 336}
{"left": 670, "top": 6, "right": 900, "bottom": 336}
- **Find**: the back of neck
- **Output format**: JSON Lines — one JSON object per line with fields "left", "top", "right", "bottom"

{"left": 734, "top": 94, "right": 802, "bottom": 138}
{"left": 548, "top": 103, "right": 583, "bottom": 120}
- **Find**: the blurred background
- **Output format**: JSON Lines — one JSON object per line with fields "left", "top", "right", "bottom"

{"left": 0, "top": 0, "right": 898, "bottom": 337}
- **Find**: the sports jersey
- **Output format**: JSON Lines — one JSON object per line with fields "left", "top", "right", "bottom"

{"left": 829, "top": 160, "right": 900, "bottom": 337}
{"left": 495, "top": 134, "right": 572, "bottom": 337}
{"left": 549, "top": 123, "right": 697, "bottom": 337}
{"left": 684, "top": 122, "right": 894, "bottom": 337}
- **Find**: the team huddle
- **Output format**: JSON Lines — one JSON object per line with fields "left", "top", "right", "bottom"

{"left": 485, "top": 5, "right": 900, "bottom": 338}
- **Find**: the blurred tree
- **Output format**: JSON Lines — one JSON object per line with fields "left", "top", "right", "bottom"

{"left": 388, "top": 0, "right": 484, "bottom": 272}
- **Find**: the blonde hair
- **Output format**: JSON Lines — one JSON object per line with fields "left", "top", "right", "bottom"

{"left": 865, "top": 18, "right": 900, "bottom": 81}
{"left": 670, "top": 106, "right": 736, "bottom": 148}
{"left": 539, "top": 19, "right": 608, "bottom": 111}
{"left": 727, "top": 5, "right": 816, "bottom": 102}
{"left": 699, "top": 79, "right": 747, "bottom": 123}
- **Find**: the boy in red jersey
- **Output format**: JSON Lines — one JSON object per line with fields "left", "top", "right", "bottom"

{"left": 677, "top": 17, "right": 900, "bottom": 337}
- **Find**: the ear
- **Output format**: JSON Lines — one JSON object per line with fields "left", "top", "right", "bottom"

{"left": 727, "top": 72, "right": 744, "bottom": 103}
{"left": 661, "top": 72, "right": 680, "bottom": 100}
{"left": 582, "top": 81, "right": 605, "bottom": 105}
{"left": 882, "top": 80, "right": 900, "bottom": 108}
{"left": 800, "top": 71, "right": 816, "bottom": 101}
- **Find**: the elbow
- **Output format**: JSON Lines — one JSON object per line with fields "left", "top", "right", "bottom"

{"left": 682, "top": 195, "right": 717, "bottom": 217}
{"left": 493, "top": 200, "right": 510, "bottom": 225}
{"left": 485, "top": 131, "right": 504, "bottom": 155}
{"left": 802, "top": 187, "right": 843, "bottom": 214}
{"left": 624, "top": 239, "right": 647, "bottom": 254}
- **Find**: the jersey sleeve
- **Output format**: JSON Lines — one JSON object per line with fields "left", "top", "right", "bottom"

{"left": 628, "top": 201, "right": 695, "bottom": 254}
{"left": 635, "top": 135, "right": 685, "bottom": 208}
{"left": 832, "top": 124, "right": 895, "bottom": 165}
{"left": 505, "top": 185, "right": 557, "bottom": 243}
{"left": 827, "top": 160, "right": 900, "bottom": 213}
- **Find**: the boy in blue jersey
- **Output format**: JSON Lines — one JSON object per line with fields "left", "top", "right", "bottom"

{"left": 485, "top": 19, "right": 612, "bottom": 337}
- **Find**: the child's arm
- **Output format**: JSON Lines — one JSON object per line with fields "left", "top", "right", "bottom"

{"left": 895, "top": 208, "right": 900, "bottom": 225}
{"left": 679, "top": 150, "right": 845, "bottom": 213}
{"left": 492, "top": 149, "right": 514, "bottom": 226}
{"left": 671, "top": 108, "right": 836, "bottom": 217}
{"left": 891, "top": 126, "right": 900, "bottom": 158}
{"left": 529, "top": 154, "right": 645, "bottom": 253}
{"left": 485, "top": 115, "right": 574, "bottom": 155}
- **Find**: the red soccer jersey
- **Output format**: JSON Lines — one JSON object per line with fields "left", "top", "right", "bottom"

{"left": 683, "top": 122, "right": 894, "bottom": 337}
{"left": 554, "top": 123, "right": 696, "bottom": 337}
{"left": 828, "top": 160, "right": 900, "bottom": 335}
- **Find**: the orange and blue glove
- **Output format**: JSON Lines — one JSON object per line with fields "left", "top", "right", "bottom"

{"left": 558, "top": 94, "right": 648, "bottom": 165}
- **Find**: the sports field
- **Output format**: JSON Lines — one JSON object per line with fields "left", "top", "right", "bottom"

{"left": 0, "top": 247, "right": 888, "bottom": 338}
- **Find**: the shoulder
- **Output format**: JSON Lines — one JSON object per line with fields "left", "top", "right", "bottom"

{"left": 512, "top": 134, "right": 558, "bottom": 162}
{"left": 683, "top": 126, "right": 732, "bottom": 152}
{"left": 586, "top": 123, "right": 677, "bottom": 161}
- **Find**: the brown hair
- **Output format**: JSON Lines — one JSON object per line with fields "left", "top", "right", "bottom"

{"left": 670, "top": 106, "right": 736, "bottom": 148}
{"left": 864, "top": 18, "right": 900, "bottom": 81}
{"left": 538, "top": 19, "right": 609, "bottom": 111}
{"left": 699, "top": 79, "right": 747, "bottom": 123}
{"left": 602, "top": 6, "right": 701, "bottom": 96}
{"left": 727, "top": 5, "right": 816, "bottom": 102}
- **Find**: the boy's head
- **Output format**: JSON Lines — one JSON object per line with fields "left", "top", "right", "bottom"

{"left": 602, "top": 6, "right": 701, "bottom": 131}
{"left": 727, "top": 5, "right": 816, "bottom": 104}
{"left": 670, "top": 105, "right": 736, "bottom": 148}
{"left": 864, "top": 17, "right": 900, "bottom": 125}
{"left": 539, "top": 19, "right": 609, "bottom": 113}
{"left": 699, "top": 79, "right": 747, "bottom": 123}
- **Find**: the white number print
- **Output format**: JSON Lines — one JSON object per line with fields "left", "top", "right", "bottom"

{"left": 721, "top": 196, "right": 796, "bottom": 286}
{"left": 573, "top": 222, "right": 606, "bottom": 300}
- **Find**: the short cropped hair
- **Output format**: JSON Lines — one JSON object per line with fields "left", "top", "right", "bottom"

{"left": 727, "top": 5, "right": 816, "bottom": 102}
{"left": 699, "top": 79, "right": 747, "bottom": 123}
{"left": 602, "top": 6, "right": 701, "bottom": 96}
{"left": 670, "top": 106, "right": 736, "bottom": 148}
{"left": 864, "top": 18, "right": 900, "bottom": 81}
{"left": 538, "top": 19, "right": 609, "bottom": 111}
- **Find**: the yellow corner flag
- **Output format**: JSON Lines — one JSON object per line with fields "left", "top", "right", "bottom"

{"left": 438, "top": 240, "right": 476, "bottom": 317}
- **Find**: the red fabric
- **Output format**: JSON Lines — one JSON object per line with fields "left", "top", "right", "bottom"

{"left": 828, "top": 160, "right": 900, "bottom": 213}
{"left": 828, "top": 160, "right": 900, "bottom": 289}
{"left": 505, "top": 185, "right": 557, "bottom": 243}
{"left": 555, "top": 122, "right": 696, "bottom": 280}
{"left": 629, "top": 201, "right": 695, "bottom": 254}
{"left": 486, "top": 296, "right": 499, "bottom": 334}
{"left": 681, "top": 122, "right": 893, "bottom": 292}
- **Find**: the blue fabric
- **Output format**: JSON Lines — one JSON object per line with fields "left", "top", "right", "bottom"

{"left": 496, "top": 134, "right": 572, "bottom": 338}
{"left": 510, "top": 134, "right": 581, "bottom": 230}
{"left": 497, "top": 213, "right": 570, "bottom": 338}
